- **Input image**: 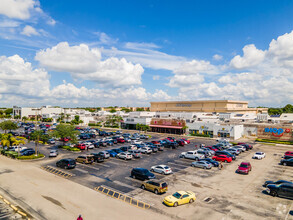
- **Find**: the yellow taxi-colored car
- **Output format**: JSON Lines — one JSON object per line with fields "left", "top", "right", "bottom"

{"left": 163, "top": 191, "right": 196, "bottom": 207}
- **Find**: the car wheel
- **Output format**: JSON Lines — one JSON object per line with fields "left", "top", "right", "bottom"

{"left": 224, "top": 160, "right": 227, "bottom": 163}
{"left": 270, "top": 190, "right": 277, "bottom": 197}
{"left": 150, "top": 169, "right": 154, "bottom": 172}
{"left": 173, "top": 202, "right": 178, "bottom": 207}
{"left": 283, "top": 163, "right": 287, "bottom": 166}
{"left": 191, "top": 164, "right": 195, "bottom": 167}
{"left": 141, "top": 185, "right": 145, "bottom": 190}
{"left": 195, "top": 157, "right": 199, "bottom": 161}
{"left": 189, "top": 199, "right": 194, "bottom": 203}
{"left": 154, "top": 189, "right": 159, "bottom": 195}
{"left": 204, "top": 166, "right": 207, "bottom": 169}
{"left": 124, "top": 157, "right": 126, "bottom": 160}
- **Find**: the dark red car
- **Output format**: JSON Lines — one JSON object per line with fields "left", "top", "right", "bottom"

{"left": 176, "top": 140, "right": 185, "bottom": 146}
{"left": 212, "top": 155, "right": 232, "bottom": 163}
{"left": 76, "top": 144, "right": 86, "bottom": 150}
{"left": 236, "top": 162, "right": 252, "bottom": 174}
{"left": 151, "top": 140, "right": 160, "bottom": 145}
{"left": 206, "top": 146, "right": 219, "bottom": 151}
{"left": 117, "top": 138, "right": 125, "bottom": 143}
{"left": 285, "top": 151, "right": 293, "bottom": 157}
{"left": 61, "top": 137, "right": 70, "bottom": 142}
{"left": 181, "top": 138, "right": 190, "bottom": 144}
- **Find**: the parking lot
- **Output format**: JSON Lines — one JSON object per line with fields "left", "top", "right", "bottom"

{"left": 30, "top": 130, "right": 293, "bottom": 219}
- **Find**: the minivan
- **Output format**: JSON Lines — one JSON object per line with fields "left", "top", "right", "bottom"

{"left": 131, "top": 168, "right": 155, "bottom": 180}
{"left": 75, "top": 155, "right": 94, "bottom": 164}
{"left": 141, "top": 180, "right": 168, "bottom": 194}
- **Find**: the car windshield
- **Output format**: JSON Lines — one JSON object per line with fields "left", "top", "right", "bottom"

{"left": 255, "top": 152, "right": 262, "bottom": 155}
{"left": 68, "top": 160, "right": 75, "bottom": 165}
{"left": 164, "top": 166, "right": 169, "bottom": 169}
{"left": 240, "top": 164, "right": 248, "bottom": 168}
{"left": 172, "top": 192, "right": 182, "bottom": 199}
{"left": 162, "top": 183, "right": 167, "bottom": 188}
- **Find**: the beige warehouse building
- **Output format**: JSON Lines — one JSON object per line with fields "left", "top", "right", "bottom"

{"left": 150, "top": 100, "right": 267, "bottom": 114}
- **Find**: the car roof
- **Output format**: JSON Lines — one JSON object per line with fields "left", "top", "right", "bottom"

{"left": 240, "top": 162, "right": 250, "bottom": 164}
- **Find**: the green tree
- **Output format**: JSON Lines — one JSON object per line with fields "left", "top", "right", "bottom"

{"left": 136, "top": 108, "right": 145, "bottom": 111}
{"left": 105, "top": 115, "right": 122, "bottom": 128}
{"left": 30, "top": 130, "right": 45, "bottom": 155}
{"left": 22, "top": 116, "right": 28, "bottom": 122}
{"left": 0, "top": 120, "right": 18, "bottom": 133}
{"left": 4, "top": 108, "right": 13, "bottom": 115}
{"left": 71, "top": 115, "right": 83, "bottom": 125}
{"left": 109, "top": 108, "right": 116, "bottom": 113}
{"left": 51, "top": 124, "right": 79, "bottom": 146}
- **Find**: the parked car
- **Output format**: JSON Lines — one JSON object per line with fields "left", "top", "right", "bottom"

{"left": 48, "top": 139, "right": 56, "bottom": 144}
{"left": 148, "top": 145, "right": 158, "bottom": 153}
{"left": 151, "top": 140, "right": 160, "bottom": 145}
{"left": 90, "top": 153, "right": 104, "bottom": 163}
{"left": 141, "top": 180, "right": 168, "bottom": 194}
{"left": 49, "top": 150, "right": 58, "bottom": 157}
{"left": 117, "top": 138, "right": 125, "bottom": 143}
{"left": 163, "top": 191, "right": 196, "bottom": 207}
{"left": 267, "top": 183, "right": 293, "bottom": 199}
{"left": 280, "top": 158, "right": 293, "bottom": 166}
{"left": 128, "top": 149, "right": 141, "bottom": 158}
{"left": 139, "top": 147, "right": 152, "bottom": 154}
{"left": 191, "top": 161, "right": 212, "bottom": 169}
{"left": 21, "top": 149, "right": 35, "bottom": 156}
{"left": 106, "top": 150, "right": 118, "bottom": 157}
{"left": 76, "top": 155, "right": 94, "bottom": 164}
{"left": 236, "top": 162, "right": 252, "bottom": 174}
{"left": 215, "top": 151, "right": 236, "bottom": 160}
{"left": 226, "top": 148, "right": 241, "bottom": 155}
{"left": 97, "top": 151, "right": 110, "bottom": 159}
{"left": 212, "top": 155, "right": 232, "bottom": 163}
{"left": 285, "top": 151, "right": 293, "bottom": 157}
{"left": 83, "top": 142, "right": 94, "bottom": 149}
{"left": 205, "top": 146, "right": 219, "bottom": 152}
{"left": 56, "top": 158, "right": 76, "bottom": 169}
{"left": 200, "top": 158, "right": 219, "bottom": 167}
{"left": 8, "top": 146, "right": 27, "bottom": 152}
{"left": 132, "top": 140, "right": 143, "bottom": 145}
{"left": 76, "top": 144, "right": 86, "bottom": 150}
{"left": 117, "top": 152, "right": 133, "bottom": 160}
{"left": 253, "top": 152, "right": 266, "bottom": 160}
{"left": 150, "top": 165, "right": 172, "bottom": 175}
{"left": 112, "top": 148, "right": 124, "bottom": 154}
{"left": 238, "top": 143, "right": 253, "bottom": 150}
{"left": 233, "top": 145, "right": 246, "bottom": 152}
{"left": 181, "top": 138, "right": 190, "bottom": 144}
{"left": 131, "top": 168, "right": 155, "bottom": 180}
{"left": 180, "top": 151, "right": 205, "bottom": 160}
{"left": 120, "top": 146, "right": 131, "bottom": 152}
{"left": 176, "top": 140, "right": 185, "bottom": 146}
{"left": 263, "top": 180, "right": 292, "bottom": 187}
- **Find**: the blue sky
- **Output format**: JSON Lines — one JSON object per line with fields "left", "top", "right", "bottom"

{"left": 1, "top": 0, "right": 293, "bottom": 107}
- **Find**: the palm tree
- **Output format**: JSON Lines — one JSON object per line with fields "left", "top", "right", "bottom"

{"left": 30, "top": 130, "right": 44, "bottom": 156}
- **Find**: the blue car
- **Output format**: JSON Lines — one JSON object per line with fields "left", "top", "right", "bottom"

{"left": 106, "top": 150, "right": 118, "bottom": 157}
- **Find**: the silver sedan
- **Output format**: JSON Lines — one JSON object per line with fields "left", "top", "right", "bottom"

{"left": 191, "top": 161, "right": 212, "bottom": 169}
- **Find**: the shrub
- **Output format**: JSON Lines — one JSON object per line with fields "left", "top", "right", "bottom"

{"left": 17, "top": 154, "right": 45, "bottom": 160}
{"left": 60, "top": 145, "right": 80, "bottom": 152}
{"left": 190, "top": 133, "right": 210, "bottom": 138}
{"left": 255, "top": 138, "right": 293, "bottom": 145}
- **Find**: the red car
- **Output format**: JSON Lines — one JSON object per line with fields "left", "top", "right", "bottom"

{"left": 151, "top": 140, "right": 160, "bottom": 145}
{"left": 176, "top": 140, "right": 185, "bottom": 146}
{"left": 76, "top": 144, "right": 86, "bottom": 150}
{"left": 166, "top": 138, "right": 174, "bottom": 142}
{"left": 60, "top": 137, "right": 70, "bottom": 142}
{"left": 285, "top": 151, "right": 293, "bottom": 157}
{"left": 117, "top": 138, "right": 125, "bottom": 143}
{"left": 181, "top": 138, "right": 190, "bottom": 144}
{"left": 206, "top": 146, "right": 219, "bottom": 151}
{"left": 236, "top": 162, "right": 252, "bottom": 174}
{"left": 212, "top": 155, "right": 232, "bottom": 163}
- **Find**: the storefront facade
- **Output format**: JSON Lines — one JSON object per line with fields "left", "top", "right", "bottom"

{"left": 150, "top": 119, "right": 186, "bottom": 134}
{"left": 187, "top": 122, "right": 244, "bottom": 140}
{"left": 257, "top": 125, "right": 293, "bottom": 141}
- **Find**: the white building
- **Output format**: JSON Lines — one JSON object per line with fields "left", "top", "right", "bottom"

{"left": 121, "top": 111, "right": 156, "bottom": 129}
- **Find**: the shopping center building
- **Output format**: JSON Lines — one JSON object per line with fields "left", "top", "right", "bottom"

{"left": 150, "top": 100, "right": 267, "bottom": 114}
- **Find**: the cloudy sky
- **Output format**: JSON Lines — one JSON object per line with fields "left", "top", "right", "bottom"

{"left": 1, "top": 0, "right": 293, "bottom": 107}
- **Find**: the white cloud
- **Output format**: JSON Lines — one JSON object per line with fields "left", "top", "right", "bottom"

{"left": 102, "top": 46, "right": 185, "bottom": 71}
{"left": 173, "top": 59, "right": 219, "bottom": 75}
{"left": 0, "top": 19, "right": 20, "bottom": 27}
{"left": 213, "top": 54, "right": 223, "bottom": 61}
{"left": 0, "top": 0, "right": 38, "bottom": 20}
{"left": 47, "top": 18, "right": 56, "bottom": 26}
{"left": 21, "top": 25, "right": 39, "bottom": 36}
{"left": 124, "top": 42, "right": 160, "bottom": 50}
{"left": 35, "top": 42, "right": 144, "bottom": 87}
{"left": 167, "top": 74, "right": 204, "bottom": 88}
{"left": 230, "top": 44, "right": 265, "bottom": 69}
{"left": 93, "top": 32, "right": 118, "bottom": 45}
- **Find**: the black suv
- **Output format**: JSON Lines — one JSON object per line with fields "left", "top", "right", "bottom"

{"left": 21, "top": 149, "right": 35, "bottom": 156}
{"left": 280, "top": 158, "right": 293, "bottom": 166}
{"left": 90, "top": 153, "right": 105, "bottom": 163}
{"left": 267, "top": 183, "right": 293, "bottom": 199}
{"left": 131, "top": 168, "right": 155, "bottom": 181}
{"left": 56, "top": 158, "right": 76, "bottom": 169}
{"left": 215, "top": 151, "right": 236, "bottom": 160}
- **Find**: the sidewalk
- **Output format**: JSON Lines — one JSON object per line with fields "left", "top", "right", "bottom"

{"left": 0, "top": 156, "right": 169, "bottom": 220}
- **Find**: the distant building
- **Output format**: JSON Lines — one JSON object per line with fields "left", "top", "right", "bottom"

{"left": 150, "top": 100, "right": 267, "bottom": 114}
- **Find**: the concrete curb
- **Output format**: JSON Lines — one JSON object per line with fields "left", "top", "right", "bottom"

{"left": 0, "top": 193, "right": 30, "bottom": 219}
{"left": 18, "top": 155, "right": 46, "bottom": 162}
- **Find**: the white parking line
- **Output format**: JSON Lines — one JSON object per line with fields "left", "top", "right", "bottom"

{"left": 95, "top": 163, "right": 110, "bottom": 168}
{"left": 167, "top": 162, "right": 190, "bottom": 168}
{"left": 74, "top": 167, "right": 89, "bottom": 174}
{"left": 113, "top": 180, "right": 138, "bottom": 190}
{"left": 78, "top": 164, "right": 100, "bottom": 171}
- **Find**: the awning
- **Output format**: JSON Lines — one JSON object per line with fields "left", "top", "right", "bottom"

{"left": 150, "top": 125, "right": 183, "bottom": 129}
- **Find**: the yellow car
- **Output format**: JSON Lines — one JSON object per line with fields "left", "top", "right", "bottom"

{"left": 163, "top": 191, "right": 196, "bottom": 207}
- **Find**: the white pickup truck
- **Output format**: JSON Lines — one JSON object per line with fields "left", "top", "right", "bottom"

{"left": 180, "top": 150, "right": 205, "bottom": 160}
